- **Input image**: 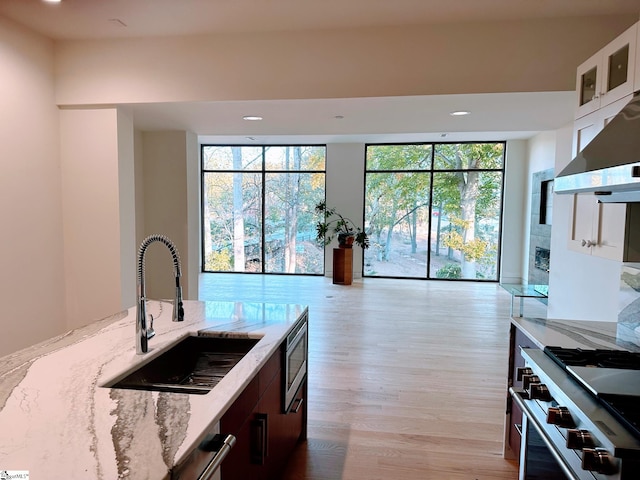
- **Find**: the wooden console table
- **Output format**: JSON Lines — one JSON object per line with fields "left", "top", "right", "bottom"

{"left": 332, "top": 247, "right": 353, "bottom": 285}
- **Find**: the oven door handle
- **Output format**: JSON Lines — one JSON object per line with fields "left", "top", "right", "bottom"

{"left": 197, "top": 434, "right": 236, "bottom": 480}
{"left": 509, "top": 387, "right": 580, "bottom": 480}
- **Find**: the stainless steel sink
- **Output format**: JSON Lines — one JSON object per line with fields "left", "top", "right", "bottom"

{"left": 106, "top": 336, "right": 260, "bottom": 394}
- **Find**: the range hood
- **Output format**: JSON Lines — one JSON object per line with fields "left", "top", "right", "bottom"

{"left": 555, "top": 93, "right": 640, "bottom": 203}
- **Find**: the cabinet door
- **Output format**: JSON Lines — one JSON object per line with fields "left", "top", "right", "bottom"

{"left": 575, "top": 50, "right": 602, "bottom": 118}
{"left": 265, "top": 380, "right": 306, "bottom": 479}
{"left": 220, "top": 376, "right": 263, "bottom": 480}
{"left": 221, "top": 416, "right": 265, "bottom": 480}
{"left": 572, "top": 112, "right": 601, "bottom": 156}
{"left": 256, "top": 374, "right": 306, "bottom": 479}
{"left": 568, "top": 193, "right": 597, "bottom": 254}
{"left": 592, "top": 202, "right": 628, "bottom": 261}
{"left": 600, "top": 23, "right": 637, "bottom": 109}
{"left": 575, "top": 22, "right": 637, "bottom": 119}
{"left": 506, "top": 326, "right": 539, "bottom": 461}
{"left": 572, "top": 93, "right": 633, "bottom": 157}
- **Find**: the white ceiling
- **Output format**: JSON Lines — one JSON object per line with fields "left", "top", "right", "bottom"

{"left": 145, "top": 92, "right": 576, "bottom": 144}
{"left": 2, "top": 0, "right": 636, "bottom": 143}
{"left": 2, "top": 0, "right": 639, "bottom": 40}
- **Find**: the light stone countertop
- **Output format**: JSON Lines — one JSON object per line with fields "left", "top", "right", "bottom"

{"left": 0, "top": 300, "right": 307, "bottom": 479}
{"left": 510, "top": 316, "right": 640, "bottom": 352}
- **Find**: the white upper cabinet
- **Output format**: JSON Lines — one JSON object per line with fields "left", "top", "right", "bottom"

{"left": 575, "top": 23, "right": 638, "bottom": 119}
{"left": 569, "top": 94, "right": 636, "bottom": 261}
{"left": 572, "top": 94, "right": 633, "bottom": 157}
{"left": 567, "top": 194, "right": 640, "bottom": 262}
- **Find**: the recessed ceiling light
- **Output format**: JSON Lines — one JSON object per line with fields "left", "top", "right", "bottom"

{"left": 43, "top": 0, "right": 62, "bottom": 3}
{"left": 450, "top": 110, "right": 471, "bottom": 116}
{"left": 242, "top": 115, "right": 263, "bottom": 121}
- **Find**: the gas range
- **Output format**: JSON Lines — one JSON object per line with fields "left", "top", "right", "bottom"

{"left": 510, "top": 346, "right": 640, "bottom": 480}
{"left": 545, "top": 347, "right": 640, "bottom": 441}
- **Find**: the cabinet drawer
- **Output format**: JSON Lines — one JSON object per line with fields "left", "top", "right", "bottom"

{"left": 221, "top": 375, "right": 260, "bottom": 436}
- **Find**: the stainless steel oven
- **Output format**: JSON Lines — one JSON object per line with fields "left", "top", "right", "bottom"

{"left": 283, "top": 313, "right": 308, "bottom": 413}
{"left": 510, "top": 347, "right": 640, "bottom": 480}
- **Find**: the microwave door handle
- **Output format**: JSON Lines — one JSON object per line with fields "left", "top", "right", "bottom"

{"left": 290, "top": 397, "right": 304, "bottom": 414}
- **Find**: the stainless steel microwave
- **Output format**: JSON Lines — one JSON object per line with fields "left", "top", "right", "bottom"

{"left": 283, "top": 314, "right": 308, "bottom": 413}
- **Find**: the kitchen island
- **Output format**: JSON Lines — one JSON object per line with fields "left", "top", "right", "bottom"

{"left": 0, "top": 300, "right": 307, "bottom": 479}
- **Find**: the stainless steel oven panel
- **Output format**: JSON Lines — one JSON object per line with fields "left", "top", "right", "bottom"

{"left": 511, "top": 387, "right": 595, "bottom": 480}
{"left": 283, "top": 314, "right": 307, "bottom": 413}
{"left": 521, "top": 348, "right": 640, "bottom": 459}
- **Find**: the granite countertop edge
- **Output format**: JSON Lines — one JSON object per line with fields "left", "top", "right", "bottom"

{"left": 510, "top": 316, "right": 640, "bottom": 353}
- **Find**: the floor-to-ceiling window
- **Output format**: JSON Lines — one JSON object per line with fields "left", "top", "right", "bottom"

{"left": 364, "top": 142, "right": 505, "bottom": 280}
{"left": 201, "top": 145, "right": 326, "bottom": 274}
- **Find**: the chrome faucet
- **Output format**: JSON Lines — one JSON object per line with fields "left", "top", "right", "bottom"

{"left": 136, "top": 234, "right": 184, "bottom": 354}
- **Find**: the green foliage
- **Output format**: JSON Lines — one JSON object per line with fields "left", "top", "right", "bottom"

{"left": 366, "top": 144, "right": 432, "bottom": 170}
{"left": 315, "top": 201, "right": 370, "bottom": 249}
{"left": 435, "top": 263, "right": 462, "bottom": 279}
{"left": 440, "top": 217, "right": 489, "bottom": 261}
{"left": 205, "top": 249, "right": 232, "bottom": 271}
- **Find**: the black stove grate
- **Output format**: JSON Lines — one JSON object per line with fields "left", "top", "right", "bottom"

{"left": 599, "top": 394, "right": 640, "bottom": 441}
{"left": 544, "top": 346, "right": 640, "bottom": 370}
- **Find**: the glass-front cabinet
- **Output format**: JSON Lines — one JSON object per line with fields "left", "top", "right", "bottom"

{"left": 575, "top": 23, "right": 637, "bottom": 119}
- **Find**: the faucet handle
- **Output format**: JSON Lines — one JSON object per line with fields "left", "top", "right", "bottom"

{"left": 173, "top": 284, "right": 184, "bottom": 322}
{"left": 146, "top": 314, "right": 155, "bottom": 339}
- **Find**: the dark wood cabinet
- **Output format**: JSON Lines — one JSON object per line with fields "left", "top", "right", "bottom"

{"left": 220, "top": 343, "right": 307, "bottom": 479}
{"left": 264, "top": 378, "right": 307, "bottom": 479}
{"left": 505, "top": 324, "right": 539, "bottom": 461}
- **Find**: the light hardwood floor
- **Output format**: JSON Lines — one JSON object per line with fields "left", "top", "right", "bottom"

{"left": 199, "top": 274, "right": 547, "bottom": 480}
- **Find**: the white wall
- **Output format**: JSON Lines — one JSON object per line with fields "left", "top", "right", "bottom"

{"left": 501, "top": 141, "right": 527, "bottom": 283}
{"left": 59, "top": 108, "right": 128, "bottom": 329}
{"left": 117, "top": 107, "right": 137, "bottom": 311}
{"left": 134, "top": 129, "right": 146, "bottom": 246}
{"left": 0, "top": 17, "right": 65, "bottom": 356}
{"left": 185, "top": 131, "right": 200, "bottom": 300}
{"left": 141, "top": 131, "right": 196, "bottom": 300}
{"left": 325, "top": 144, "right": 366, "bottom": 277}
{"left": 54, "top": 16, "right": 637, "bottom": 106}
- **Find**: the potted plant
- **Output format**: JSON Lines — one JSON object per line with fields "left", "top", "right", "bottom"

{"left": 315, "top": 201, "right": 369, "bottom": 249}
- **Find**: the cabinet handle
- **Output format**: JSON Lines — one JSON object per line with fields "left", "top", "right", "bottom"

{"left": 250, "top": 413, "right": 268, "bottom": 465}
{"left": 197, "top": 434, "right": 236, "bottom": 480}
{"left": 290, "top": 397, "right": 304, "bottom": 414}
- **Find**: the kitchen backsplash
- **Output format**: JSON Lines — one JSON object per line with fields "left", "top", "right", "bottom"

{"left": 618, "top": 264, "right": 640, "bottom": 345}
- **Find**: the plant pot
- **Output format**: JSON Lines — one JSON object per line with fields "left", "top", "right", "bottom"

{"left": 338, "top": 233, "right": 355, "bottom": 248}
